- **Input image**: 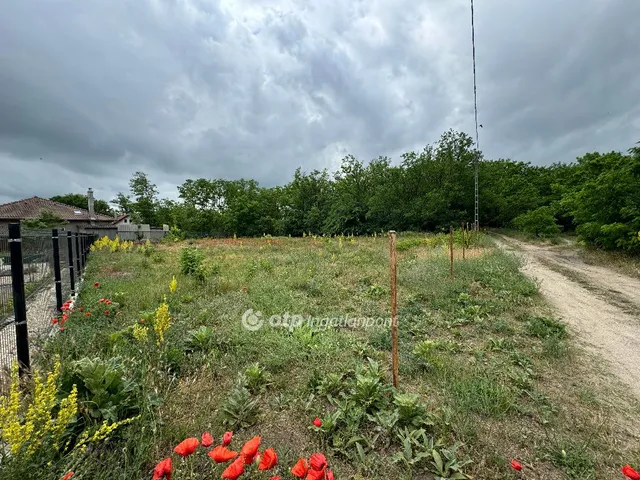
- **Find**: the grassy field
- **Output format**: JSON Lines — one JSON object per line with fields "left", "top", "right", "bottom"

{"left": 12, "top": 234, "right": 640, "bottom": 479}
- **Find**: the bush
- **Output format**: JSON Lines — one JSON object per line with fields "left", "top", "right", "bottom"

{"left": 60, "top": 357, "right": 140, "bottom": 423}
{"left": 513, "top": 206, "right": 561, "bottom": 238}
{"left": 180, "top": 246, "right": 205, "bottom": 275}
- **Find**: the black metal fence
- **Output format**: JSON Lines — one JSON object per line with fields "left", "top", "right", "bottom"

{"left": 0, "top": 224, "right": 95, "bottom": 378}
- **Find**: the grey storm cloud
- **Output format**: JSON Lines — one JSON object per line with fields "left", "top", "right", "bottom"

{"left": 0, "top": 0, "right": 639, "bottom": 204}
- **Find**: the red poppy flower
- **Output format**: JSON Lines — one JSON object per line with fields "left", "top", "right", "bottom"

{"left": 240, "top": 436, "right": 261, "bottom": 463}
{"left": 105, "top": 299, "right": 112, "bottom": 305}
{"left": 85, "top": 312, "right": 91, "bottom": 317}
{"left": 60, "top": 473, "right": 74, "bottom": 480}
{"left": 104, "top": 310, "right": 110, "bottom": 315}
{"left": 306, "top": 468, "right": 326, "bottom": 480}
{"left": 313, "top": 417, "right": 322, "bottom": 427}
{"left": 174, "top": 437, "right": 199, "bottom": 457}
{"left": 99, "top": 298, "right": 105, "bottom": 303}
{"left": 510, "top": 460, "right": 522, "bottom": 471}
{"left": 622, "top": 465, "right": 640, "bottom": 480}
{"left": 326, "top": 470, "right": 334, "bottom": 480}
{"left": 310, "top": 453, "right": 327, "bottom": 471}
{"left": 201, "top": 431, "right": 213, "bottom": 448}
{"left": 59, "top": 326, "right": 65, "bottom": 331}
{"left": 291, "top": 458, "right": 309, "bottom": 478}
{"left": 208, "top": 446, "right": 238, "bottom": 463}
{"left": 221, "top": 456, "right": 245, "bottom": 480}
{"left": 62, "top": 313, "right": 69, "bottom": 322}
{"left": 153, "top": 457, "right": 172, "bottom": 480}
{"left": 94, "top": 282, "right": 100, "bottom": 288}
{"left": 258, "top": 448, "right": 278, "bottom": 470}
{"left": 52, "top": 318, "right": 58, "bottom": 325}
{"left": 269, "top": 477, "right": 281, "bottom": 480}
{"left": 222, "top": 431, "right": 233, "bottom": 446}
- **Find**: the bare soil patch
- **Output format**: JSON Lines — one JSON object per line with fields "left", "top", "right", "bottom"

{"left": 495, "top": 235, "right": 640, "bottom": 399}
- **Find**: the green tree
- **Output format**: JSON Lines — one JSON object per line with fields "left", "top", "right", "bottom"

{"left": 512, "top": 206, "right": 561, "bottom": 237}
{"left": 112, "top": 172, "right": 159, "bottom": 225}
{"left": 562, "top": 149, "right": 640, "bottom": 251}
{"left": 22, "top": 211, "right": 66, "bottom": 229}
{"left": 129, "top": 172, "right": 159, "bottom": 225}
{"left": 50, "top": 193, "right": 113, "bottom": 216}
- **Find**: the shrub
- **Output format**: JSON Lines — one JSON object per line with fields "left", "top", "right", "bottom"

{"left": 220, "top": 380, "right": 260, "bottom": 429}
{"left": 179, "top": 246, "right": 205, "bottom": 275}
{"left": 60, "top": 357, "right": 140, "bottom": 423}
{"left": 513, "top": 206, "right": 561, "bottom": 238}
{"left": 185, "top": 326, "right": 216, "bottom": 353}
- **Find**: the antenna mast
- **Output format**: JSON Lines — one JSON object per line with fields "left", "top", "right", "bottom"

{"left": 470, "top": 0, "right": 480, "bottom": 231}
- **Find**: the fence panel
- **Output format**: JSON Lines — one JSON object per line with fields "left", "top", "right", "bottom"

{"left": 0, "top": 232, "right": 15, "bottom": 374}
{"left": 0, "top": 226, "right": 94, "bottom": 381}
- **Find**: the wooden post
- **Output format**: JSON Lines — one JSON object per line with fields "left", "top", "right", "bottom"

{"left": 389, "top": 230, "right": 399, "bottom": 388}
{"left": 461, "top": 222, "right": 466, "bottom": 260}
{"left": 449, "top": 226, "right": 454, "bottom": 279}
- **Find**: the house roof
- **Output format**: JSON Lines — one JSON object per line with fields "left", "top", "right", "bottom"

{"left": 111, "top": 214, "right": 130, "bottom": 224}
{"left": 0, "top": 197, "right": 114, "bottom": 222}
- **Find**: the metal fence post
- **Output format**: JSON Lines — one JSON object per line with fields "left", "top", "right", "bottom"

{"left": 8, "top": 223, "right": 30, "bottom": 375}
{"left": 51, "top": 228, "right": 63, "bottom": 311}
{"left": 81, "top": 234, "right": 86, "bottom": 271}
{"left": 83, "top": 234, "right": 88, "bottom": 265}
{"left": 67, "top": 231, "right": 75, "bottom": 296}
{"left": 74, "top": 233, "right": 81, "bottom": 281}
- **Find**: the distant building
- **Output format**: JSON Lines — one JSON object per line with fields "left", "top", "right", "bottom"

{"left": 0, "top": 188, "right": 115, "bottom": 229}
{"left": 111, "top": 214, "right": 132, "bottom": 225}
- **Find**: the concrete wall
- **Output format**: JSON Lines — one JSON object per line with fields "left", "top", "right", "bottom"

{"left": 115, "top": 223, "right": 168, "bottom": 241}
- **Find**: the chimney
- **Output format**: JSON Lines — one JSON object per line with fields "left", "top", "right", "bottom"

{"left": 87, "top": 188, "right": 95, "bottom": 224}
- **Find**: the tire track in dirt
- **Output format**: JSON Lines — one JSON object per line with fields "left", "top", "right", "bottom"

{"left": 494, "top": 235, "right": 640, "bottom": 399}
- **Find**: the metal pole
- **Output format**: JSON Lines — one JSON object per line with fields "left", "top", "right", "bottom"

{"left": 81, "top": 234, "right": 86, "bottom": 270}
{"left": 389, "top": 230, "right": 399, "bottom": 388}
{"left": 474, "top": 157, "right": 479, "bottom": 232}
{"left": 74, "top": 233, "right": 81, "bottom": 281}
{"left": 8, "top": 223, "right": 30, "bottom": 375}
{"left": 51, "top": 228, "right": 63, "bottom": 311}
{"left": 67, "top": 231, "right": 75, "bottom": 296}
{"left": 470, "top": 0, "right": 480, "bottom": 232}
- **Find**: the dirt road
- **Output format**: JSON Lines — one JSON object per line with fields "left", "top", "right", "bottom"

{"left": 495, "top": 235, "right": 640, "bottom": 399}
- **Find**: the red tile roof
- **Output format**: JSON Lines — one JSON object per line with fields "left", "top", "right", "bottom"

{"left": 111, "top": 214, "right": 130, "bottom": 224}
{"left": 0, "top": 197, "right": 114, "bottom": 222}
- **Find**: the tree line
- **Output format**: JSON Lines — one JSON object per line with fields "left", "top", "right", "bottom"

{"left": 54, "top": 130, "right": 640, "bottom": 253}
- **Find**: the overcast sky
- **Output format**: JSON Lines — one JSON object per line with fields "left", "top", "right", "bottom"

{"left": 1, "top": 0, "right": 639, "bottom": 205}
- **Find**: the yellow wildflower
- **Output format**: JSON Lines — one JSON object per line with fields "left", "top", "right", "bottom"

{"left": 132, "top": 324, "right": 148, "bottom": 342}
{"left": 0, "top": 361, "right": 78, "bottom": 457}
{"left": 75, "top": 416, "right": 138, "bottom": 453}
{"left": 153, "top": 297, "right": 171, "bottom": 345}
{"left": 169, "top": 275, "right": 177, "bottom": 293}
{"left": 92, "top": 235, "right": 133, "bottom": 252}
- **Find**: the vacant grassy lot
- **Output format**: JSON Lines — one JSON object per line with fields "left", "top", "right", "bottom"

{"left": 13, "top": 234, "right": 640, "bottom": 479}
